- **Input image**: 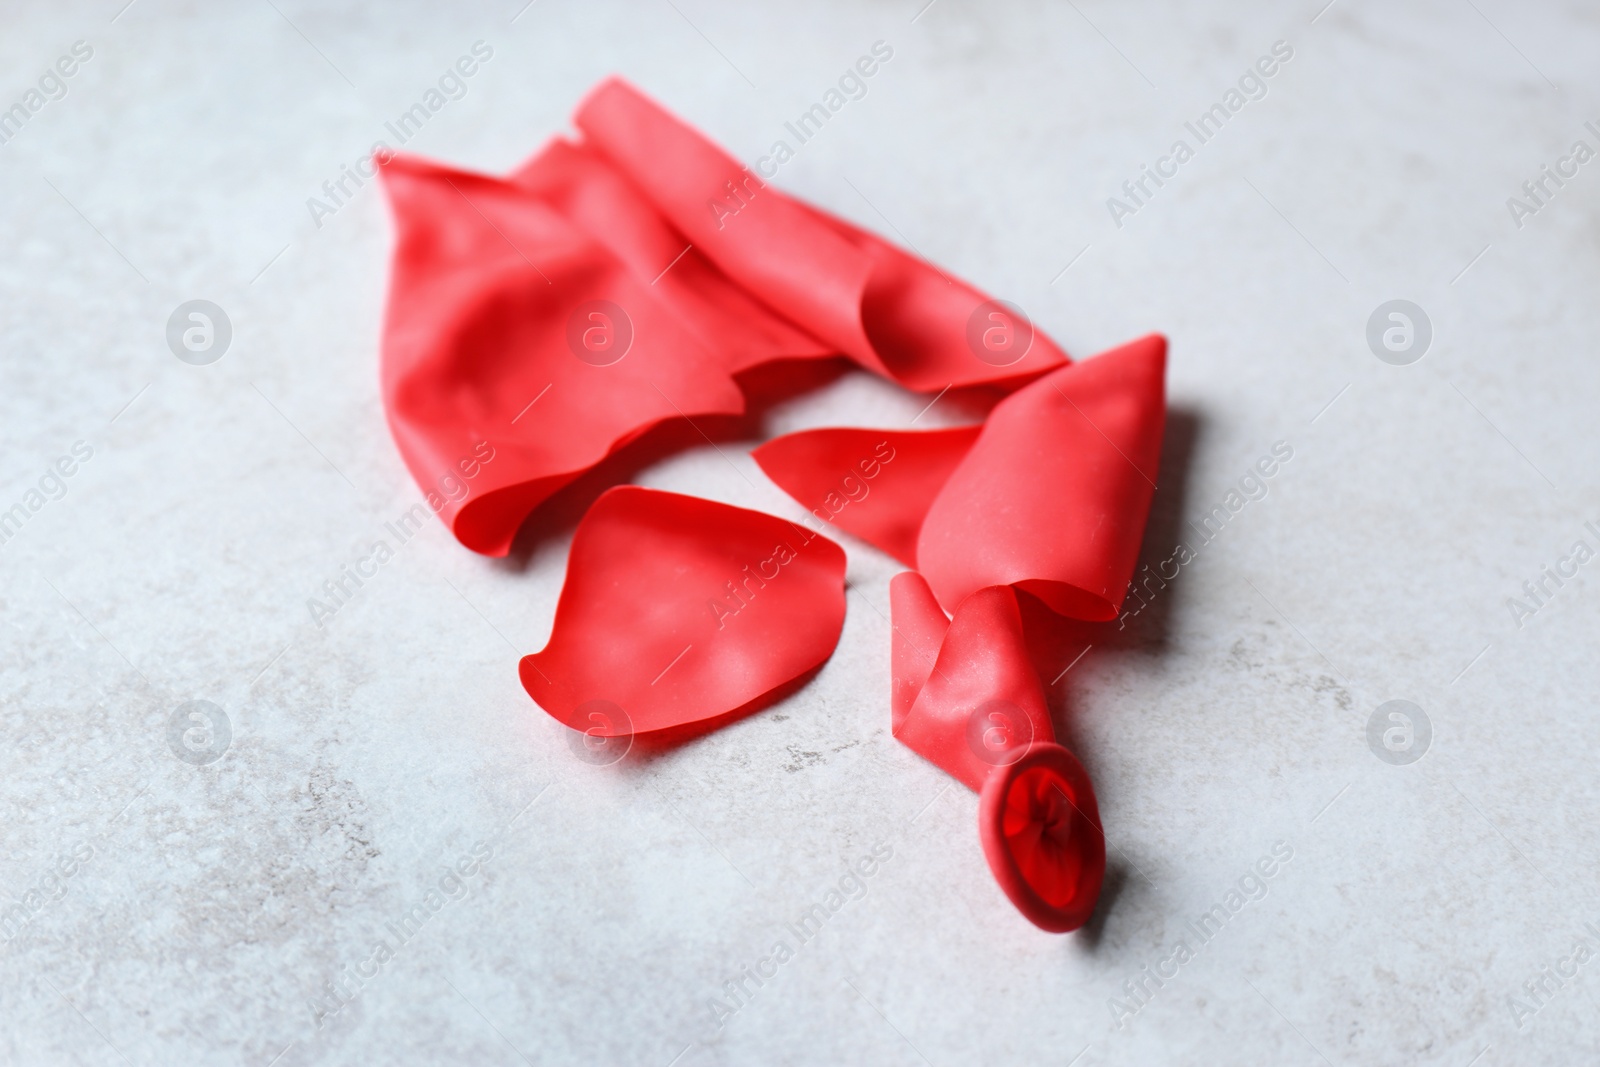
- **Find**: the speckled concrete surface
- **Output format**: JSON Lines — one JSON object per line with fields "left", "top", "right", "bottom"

{"left": 2, "top": 1, "right": 1599, "bottom": 1064}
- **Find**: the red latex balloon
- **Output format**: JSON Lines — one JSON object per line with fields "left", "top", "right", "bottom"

{"left": 980, "top": 741, "right": 1106, "bottom": 933}
{"left": 889, "top": 574, "right": 1053, "bottom": 792}
{"left": 574, "top": 77, "right": 1069, "bottom": 393}
{"left": 751, "top": 426, "right": 980, "bottom": 568}
{"left": 920, "top": 333, "right": 1166, "bottom": 618}
{"left": 520, "top": 486, "right": 847, "bottom": 737}
{"left": 373, "top": 75, "right": 1144, "bottom": 934}
{"left": 890, "top": 572, "right": 1105, "bottom": 932}
{"left": 378, "top": 76, "right": 1067, "bottom": 556}
{"left": 378, "top": 153, "right": 751, "bottom": 556}
{"left": 509, "top": 137, "right": 833, "bottom": 379}
{"left": 759, "top": 334, "right": 1167, "bottom": 619}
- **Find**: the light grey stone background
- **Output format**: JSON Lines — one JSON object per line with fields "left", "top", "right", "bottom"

{"left": 2, "top": 0, "right": 1598, "bottom": 1063}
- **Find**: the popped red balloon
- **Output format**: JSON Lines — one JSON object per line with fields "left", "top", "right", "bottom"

{"left": 980, "top": 741, "right": 1106, "bottom": 934}
{"left": 378, "top": 75, "right": 1066, "bottom": 556}
{"left": 520, "top": 486, "right": 847, "bottom": 737}
{"left": 378, "top": 153, "right": 751, "bottom": 557}
{"left": 760, "top": 334, "right": 1167, "bottom": 619}
{"left": 920, "top": 333, "right": 1165, "bottom": 618}
{"left": 372, "top": 75, "right": 1151, "bottom": 936}
{"left": 574, "top": 77, "right": 1069, "bottom": 393}
{"left": 751, "top": 426, "right": 979, "bottom": 568}
{"left": 509, "top": 137, "right": 833, "bottom": 379}
{"left": 890, "top": 575, "right": 1053, "bottom": 792}
{"left": 890, "top": 572, "right": 1106, "bottom": 932}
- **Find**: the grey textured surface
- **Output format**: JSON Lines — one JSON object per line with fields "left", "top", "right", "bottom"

{"left": 3, "top": 1, "right": 1599, "bottom": 1064}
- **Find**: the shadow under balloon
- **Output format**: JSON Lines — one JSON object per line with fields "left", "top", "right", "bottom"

{"left": 1074, "top": 858, "right": 1132, "bottom": 951}
{"left": 571, "top": 662, "right": 828, "bottom": 774}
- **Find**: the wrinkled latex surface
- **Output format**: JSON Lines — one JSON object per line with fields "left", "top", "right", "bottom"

{"left": 574, "top": 78, "right": 1067, "bottom": 393}
{"left": 761, "top": 334, "right": 1167, "bottom": 618}
{"left": 751, "top": 427, "right": 980, "bottom": 568}
{"left": 519, "top": 487, "right": 847, "bottom": 736}
{"left": 889, "top": 575, "right": 1053, "bottom": 792}
{"left": 374, "top": 76, "right": 1153, "bottom": 935}
{"left": 379, "top": 77, "right": 1073, "bottom": 557}
{"left": 980, "top": 742, "right": 1106, "bottom": 933}
{"left": 509, "top": 137, "right": 833, "bottom": 379}
{"left": 891, "top": 572, "right": 1107, "bottom": 932}
{"left": 378, "top": 153, "right": 750, "bottom": 556}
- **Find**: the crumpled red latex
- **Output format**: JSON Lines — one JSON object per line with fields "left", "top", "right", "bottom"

{"left": 520, "top": 486, "right": 847, "bottom": 737}
{"left": 374, "top": 75, "right": 1153, "bottom": 936}
{"left": 509, "top": 136, "right": 833, "bottom": 380}
{"left": 757, "top": 333, "right": 1166, "bottom": 619}
{"left": 574, "top": 77, "right": 1068, "bottom": 394}
{"left": 378, "top": 152, "right": 760, "bottom": 556}
{"left": 751, "top": 426, "right": 980, "bottom": 569}
{"left": 892, "top": 573, "right": 1105, "bottom": 932}
{"left": 378, "top": 77, "right": 1074, "bottom": 556}
{"left": 980, "top": 742, "right": 1106, "bottom": 934}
